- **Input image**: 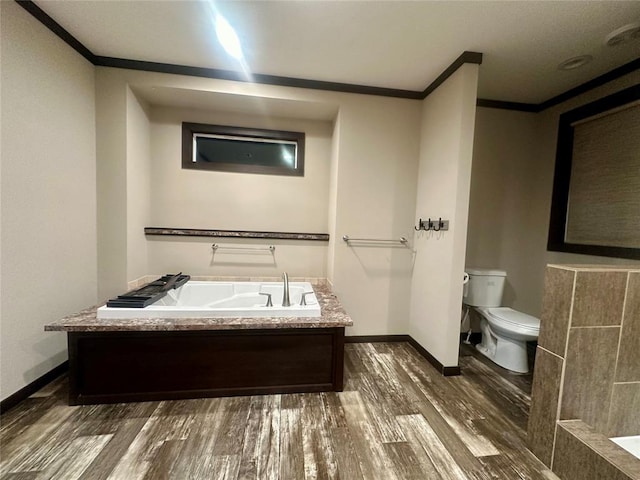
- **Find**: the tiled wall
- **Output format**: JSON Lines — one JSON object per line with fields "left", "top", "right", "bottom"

{"left": 527, "top": 265, "right": 640, "bottom": 479}
{"left": 553, "top": 420, "right": 640, "bottom": 480}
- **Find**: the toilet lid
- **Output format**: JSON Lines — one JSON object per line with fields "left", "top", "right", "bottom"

{"left": 486, "top": 307, "right": 540, "bottom": 330}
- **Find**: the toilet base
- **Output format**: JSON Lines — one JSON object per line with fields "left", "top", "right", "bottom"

{"left": 476, "top": 319, "right": 530, "bottom": 373}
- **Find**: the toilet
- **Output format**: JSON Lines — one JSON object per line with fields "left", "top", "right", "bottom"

{"left": 462, "top": 268, "right": 540, "bottom": 373}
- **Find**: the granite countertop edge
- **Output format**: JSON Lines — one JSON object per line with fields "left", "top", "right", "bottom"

{"left": 45, "top": 284, "right": 352, "bottom": 332}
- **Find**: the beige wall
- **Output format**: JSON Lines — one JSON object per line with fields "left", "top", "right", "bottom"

{"left": 468, "top": 70, "right": 640, "bottom": 318}
{"left": 95, "top": 68, "right": 422, "bottom": 337}
{"left": 466, "top": 108, "right": 542, "bottom": 314}
{"left": 126, "top": 87, "right": 152, "bottom": 281}
{"left": 96, "top": 69, "right": 128, "bottom": 302}
{"left": 0, "top": 2, "right": 97, "bottom": 400}
{"left": 148, "top": 108, "right": 332, "bottom": 233}
{"left": 145, "top": 106, "right": 332, "bottom": 278}
{"left": 330, "top": 97, "right": 421, "bottom": 336}
{"left": 326, "top": 113, "right": 341, "bottom": 283}
{"left": 409, "top": 64, "right": 480, "bottom": 367}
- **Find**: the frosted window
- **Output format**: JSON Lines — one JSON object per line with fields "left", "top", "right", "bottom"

{"left": 182, "top": 123, "right": 305, "bottom": 177}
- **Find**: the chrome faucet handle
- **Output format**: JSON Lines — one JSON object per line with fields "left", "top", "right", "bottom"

{"left": 258, "top": 292, "right": 273, "bottom": 307}
{"left": 300, "top": 291, "right": 315, "bottom": 306}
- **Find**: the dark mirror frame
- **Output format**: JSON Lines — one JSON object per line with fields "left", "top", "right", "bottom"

{"left": 182, "top": 122, "right": 305, "bottom": 177}
{"left": 547, "top": 84, "right": 640, "bottom": 260}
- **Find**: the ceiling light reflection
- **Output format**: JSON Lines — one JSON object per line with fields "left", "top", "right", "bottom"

{"left": 215, "top": 14, "right": 243, "bottom": 60}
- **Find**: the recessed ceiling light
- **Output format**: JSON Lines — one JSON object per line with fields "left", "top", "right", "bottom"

{"left": 605, "top": 22, "right": 640, "bottom": 47}
{"left": 557, "top": 55, "right": 593, "bottom": 71}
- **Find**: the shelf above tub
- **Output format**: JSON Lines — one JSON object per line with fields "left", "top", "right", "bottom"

{"left": 144, "top": 227, "right": 330, "bottom": 242}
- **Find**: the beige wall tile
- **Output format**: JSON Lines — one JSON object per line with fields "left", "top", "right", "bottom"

{"left": 538, "top": 267, "right": 575, "bottom": 357}
{"left": 572, "top": 271, "right": 627, "bottom": 327}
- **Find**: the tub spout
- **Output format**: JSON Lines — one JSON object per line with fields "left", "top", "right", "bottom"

{"left": 282, "top": 272, "right": 291, "bottom": 307}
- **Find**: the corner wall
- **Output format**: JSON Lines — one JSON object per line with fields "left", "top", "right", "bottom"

{"left": 409, "top": 64, "right": 480, "bottom": 368}
{"left": 0, "top": 1, "right": 97, "bottom": 400}
{"left": 126, "top": 87, "right": 152, "bottom": 282}
{"left": 326, "top": 113, "right": 341, "bottom": 284}
{"left": 96, "top": 68, "right": 128, "bottom": 302}
{"left": 466, "top": 108, "right": 541, "bottom": 314}
{"left": 330, "top": 97, "right": 421, "bottom": 336}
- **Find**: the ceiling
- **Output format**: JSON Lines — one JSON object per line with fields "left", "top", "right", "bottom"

{"left": 33, "top": 1, "right": 640, "bottom": 104}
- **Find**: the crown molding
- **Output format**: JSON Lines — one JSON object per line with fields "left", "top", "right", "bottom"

{"left": 13, "top": 0, "right": 478, "bottom": 100}
{"left": 421, "top": 51, "right": 483, "bottom": 99}
{"left": 15, "top": 0, "right": 639, "bottom": 109}
{"left": 538, "top": 57, "right": 640, "bottom": 111}
{"left": 16, "top": 0, "right": 95, "bottom": 63}
{"left": 93, "top": 56, "right": 422, "bottom": 99}
{"left": 476, "top": 98, "right": 540, "bottom": 112}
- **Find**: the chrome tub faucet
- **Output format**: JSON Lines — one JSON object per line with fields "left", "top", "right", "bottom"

{"left": 282, "top": 272, "right": 291, "bottom": 307}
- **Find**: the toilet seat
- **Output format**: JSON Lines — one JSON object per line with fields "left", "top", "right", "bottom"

{"left": 487, "top": 307, "right": 539, "bottom": 332}
{"left": 477, "top": 307, "right": 540, "bottom": 340}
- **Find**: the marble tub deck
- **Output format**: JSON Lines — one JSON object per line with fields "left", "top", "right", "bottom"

{"left": 45, "top": 284, "right": 352, "bottom": 332}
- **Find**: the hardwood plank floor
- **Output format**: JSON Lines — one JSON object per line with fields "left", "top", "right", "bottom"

{"left": 0, "top": 342, "right": 557, "bottom": 480}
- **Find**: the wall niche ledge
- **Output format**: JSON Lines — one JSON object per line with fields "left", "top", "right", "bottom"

{"left": 144, "top": 227, "right": 330, "bottom": 242}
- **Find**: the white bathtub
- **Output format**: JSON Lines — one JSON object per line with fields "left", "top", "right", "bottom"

{"left": 97, "top": 281, "right": 321, "bottom": 319}
{"left": 611, "top": 435, "right": 640, "bottom": 460}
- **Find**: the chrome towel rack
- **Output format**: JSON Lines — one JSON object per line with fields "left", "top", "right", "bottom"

{"left": 212, "top": 244, "right": 275, "bottom": 252}
{"left": 342, "top": 235, "right": 408, "bottom": 245}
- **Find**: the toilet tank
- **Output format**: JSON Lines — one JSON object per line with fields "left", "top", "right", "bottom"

{"left": 463, "top": 268, "right": 507, "bottom": 307}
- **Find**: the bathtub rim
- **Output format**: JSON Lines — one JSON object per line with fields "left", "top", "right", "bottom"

{"left": 96, "top": 280, "right": 322, "bottom": 319}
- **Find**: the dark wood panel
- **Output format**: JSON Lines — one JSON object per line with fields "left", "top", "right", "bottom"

{"left": 476, "top": 98, "right": 539, "bottom": 112}
{"left": 345, "top": 334, "right": 411, "bottom": 343}
{"left": 68, "top": 328, "right": 344, "bottom": 405}
{"left": 406, "top": 336, "right": 461, "bottom": 376}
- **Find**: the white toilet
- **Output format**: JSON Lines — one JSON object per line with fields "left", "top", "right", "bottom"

{"left": 462, "top": 268, "right": 540, "bottom": 373}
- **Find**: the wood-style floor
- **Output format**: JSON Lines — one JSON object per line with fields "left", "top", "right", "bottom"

{"left": 0, "top": 342, "right": 558, "bottom": 480}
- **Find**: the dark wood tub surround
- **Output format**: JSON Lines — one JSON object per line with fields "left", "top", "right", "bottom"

{"left": 46, "top": 284, "right": 351, "bottom": 406}
{"left": 67, "top": 328, "right": 345, "bottom": 406}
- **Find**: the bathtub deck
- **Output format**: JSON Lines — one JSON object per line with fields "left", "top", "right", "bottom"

{"left": 45, "top": 284, "right": 352, "bottom": 405}
{"left": 45, "top": 284, "right": 351, "bottom": 331}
